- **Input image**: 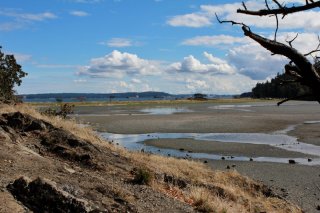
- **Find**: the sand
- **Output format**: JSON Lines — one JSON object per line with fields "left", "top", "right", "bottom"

{"left": 144, "top": 138, "right": 315, "bottom": 158}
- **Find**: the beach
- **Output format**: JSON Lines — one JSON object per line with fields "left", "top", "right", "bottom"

{"left": 74, "top": 100, "right": 320, "bottom": 212}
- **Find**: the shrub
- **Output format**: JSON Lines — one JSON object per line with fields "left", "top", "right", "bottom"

{"left": 133, "top": 167, "right": 153, "bottom": 185}
{"left": 43, "top": 103, "right": 74, "bottom": 119}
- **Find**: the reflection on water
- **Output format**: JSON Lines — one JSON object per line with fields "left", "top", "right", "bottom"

{"left": 140, "top": 107, "right": 192, "bottom": 115}
{"left": 304, "top": 120, "right": 320, "bottom": 124}
{"left": 209, "top": 104, "right": 276, "bottom": 112}
{"left": 100, "top": 127, "right": 320, "bottom": 165}
{"left": 73, "top": 107, "right": 192, "bottom": 117}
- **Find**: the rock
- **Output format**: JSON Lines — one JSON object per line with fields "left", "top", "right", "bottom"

{"left": 288, "top": 159, "right": 296, "bottom": 164}
{"left": 316, "top": 205, "right": 320, "bottom": 210}
{"left": 163, "top": 174, "right": 188, "bottom": 188}
{"left": 232, "top": 164, "right": 236, "bottom": 168}
{"left": 2, "top": 112, "right": 53, "bottom": 132}
{"left": 7, "top": 176, "right": 94, "bottom": 213}
{"left": 179, "top": 148, "right": 184, "bottom": 152}
{"left": 221, "top": 157, "right": 225, "bottom": 160}
{"left": 226, "top": 165, "right": 230, "bottom": 169}
{"left": 203, "top": 160, "right": 208, "bottom": 164}
{"left": 308, "top": 158, "right": 312, "bottom": 162}
{"left": 249, "top": 158, "right": 253, "bottom": 161}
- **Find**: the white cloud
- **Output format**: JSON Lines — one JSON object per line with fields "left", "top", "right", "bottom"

{"left": 101, "top": 38, "right": 133, "bottom": 47}
{"left": 114, "top": 81, "right": 154, "bottom": 92}
{"left": 74, "top": 79, "right": 87, "bottom": 83}
{"left": 0, "top": 9, "right": 57, "bottom": 31}
{"left": 70, "top": 10, "right": 90, "bottom": 17}
{"left": 227, "top": 42, "right": 287, "bottom": 80}
{"left": 168, "top": 1, "right": 320, "bottom": 31}
{"left": 169, "top": 52, "right": 236, "bottom": 75}
{"left": 11, "top": 53, "right": 32, "bottom": 63}
{"left": 186, "top": 79, "right": 209, "bottom": 90}
{"left": 0, "top": 10, "right": 57, "bottom": 21}
{"left": 223, "top": 32, "right": 320, "bottom": 80}
{"left": 79, "top": 50, "right": 162, "bottom": 78}
{"left": 72, "top": 0, "right": 103, "bottom": 3}
{"left": 182, "top": 35, "right": 249, "bottom": 47}
{"left": 35, "top": 64, "right": 79, "bottom": 69}
{"left": 167, "top": 13, "right": 211, "bottom": 28}
{"left": 131, "top": 78, "right": 142, "bottom": 84}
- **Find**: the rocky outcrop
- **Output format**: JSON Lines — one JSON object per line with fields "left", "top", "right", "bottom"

{"left": 0, "top": 112, "right": 99, "bottom": 168}
{"left": 7, "top": 177, "right": 94, "bottom": 213}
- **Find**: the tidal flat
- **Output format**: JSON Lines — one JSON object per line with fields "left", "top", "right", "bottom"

{"left": 74, "top": 100, "right": 320, "bottom": 212}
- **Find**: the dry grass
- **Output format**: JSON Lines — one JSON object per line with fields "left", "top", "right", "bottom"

{"left": 0, "top": 103, "right": 302, "bottom": 213}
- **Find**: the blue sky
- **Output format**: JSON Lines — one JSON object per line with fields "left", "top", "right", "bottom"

{"left": 1, "top": 0, "right": 319, "bottom": 94}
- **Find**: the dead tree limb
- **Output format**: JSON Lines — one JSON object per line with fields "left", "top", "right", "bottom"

{"left": 277, "top": 94, "right": 313, "bottom": 106}
{"left": 237, "top": 1, "right": 320, "bottom": 17}
{"left": 217, "top": 1, "right": 320, "bottom": 103}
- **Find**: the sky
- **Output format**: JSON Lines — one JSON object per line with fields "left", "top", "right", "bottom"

{"left": 1, "top": 0, "right": 319, "bottom": 95}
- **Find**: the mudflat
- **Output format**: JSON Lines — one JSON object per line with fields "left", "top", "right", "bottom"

{"left": 75, "top": 100, "right": 320, "bottom": 212}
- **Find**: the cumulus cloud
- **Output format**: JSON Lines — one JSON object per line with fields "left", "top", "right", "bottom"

{"left": 169, "top": 52, "right": 236, "bottom": 75}
{"left": 186, "top": 79, "right": 209, "bottom": 90}
{"left": 131, "top": 78, "right": 142, "bottom": 84}
{"left": 164, "top": 72, "right": 257, "bottom": 94}
{"left": 70, "top": 10, "right": 90, "bottom": 17}
{"left": 167, "top": 13, "right": 211, "bottom": 28}
{"left": 227, "top": 42, "right": 287, "bottom": 80}
{"left": 223, "top": 32, "right": 320, "bottom": 80}
{"left": 182, "top": 35, "right": 249, "bottom": 47}
{"left": 74, "top": 79, "right": 87, "bottom": 83}
{"left": 168, "top": 0, "right": 320, "bottom": 31}
{"left": 114, "top": 80, "right": 154, "bottom": 92}
{"left": 79, "top": 50, "right": 161, "bottom": 78}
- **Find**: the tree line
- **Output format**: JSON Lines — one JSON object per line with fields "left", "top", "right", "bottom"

{"left": 251, "top": 73, "right": 312, "bottom": 99}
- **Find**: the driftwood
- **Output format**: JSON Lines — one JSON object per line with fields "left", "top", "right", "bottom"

{"left": 217, "top": 0, "right": 320, "bottom": 105}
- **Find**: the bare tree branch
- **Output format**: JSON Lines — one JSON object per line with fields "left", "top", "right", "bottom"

{"left": 215, "top": 13, "right": 250, "bottom": 30}
{"left": 304, "top": 35, "right": 320, "bottom": 56}
{"left": 272, "top": 0, "right": 284, "bottom": 9}
{"left": 237, "top": 1, "right": 320, "bottom": 17}
{"left": 285, "top": 33, "right": 299, "bottom": 48}
{"left": 242, "top": 1, "right": 247, "bottom": 10}
{"left": 277, "top": 94, "right": 313, "bottom": 106}
{"left": 274, "top": 14, "right": 279, "bottom": 41}
{"left": 218, "top": 1, "right": 320, "bottom": 103}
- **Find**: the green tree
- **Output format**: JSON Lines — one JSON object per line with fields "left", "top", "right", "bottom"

{"left": 0, "top": 47, "right": 27, "bottom": 102}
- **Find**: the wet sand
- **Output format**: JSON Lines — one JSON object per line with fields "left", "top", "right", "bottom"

{"left": 75, "top": 100, "right": 320, "bottom": 212}
{"left": 76, "top": 101, "right": 320, "bottom": 134}
{"left": 207, "top": 160, "right": 320, "bottom": 213}
{"left": 144, "top": 138, "right": 315, "bottom": 158}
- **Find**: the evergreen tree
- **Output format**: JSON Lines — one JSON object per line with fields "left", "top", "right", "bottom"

{"left": 0, "top": 47, "right": 27, "bottom": 102}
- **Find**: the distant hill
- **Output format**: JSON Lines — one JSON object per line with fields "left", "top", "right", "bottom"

{"left": 20, "top": 92, "right": 237, "bottom": 102}
{"left": 21, "top": 91, "right": 172, "bottom": 101}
